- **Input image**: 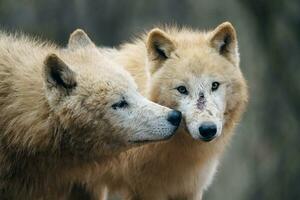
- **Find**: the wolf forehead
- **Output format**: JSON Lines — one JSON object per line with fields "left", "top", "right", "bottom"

{"left": 74, "top": 77, "right": 133, "bottom": 100}
{"left": 172, "top": 50, "right": 236, "bottom": 71}
{"left": 63, "top": 57, "right": 135, "bottom": 91}
{"left": 151, "top": 26, "right": 239, "bottom": 70}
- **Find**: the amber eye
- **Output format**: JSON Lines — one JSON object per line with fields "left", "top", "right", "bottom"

{"left": 176, "top": 86, "right": 189, "bottom": 95}
{"left": 112, "top": 100, "right": 129, "bottom": 110}
{"left": 211, "top": 82, "right": 220, "bottom": 91}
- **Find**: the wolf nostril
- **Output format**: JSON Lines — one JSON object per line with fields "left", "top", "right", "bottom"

{"left": 199, "top": 122, "right": 217, "bottom": 141}
{"left": 167, "top": 110, "right": 182, "bottom": 126}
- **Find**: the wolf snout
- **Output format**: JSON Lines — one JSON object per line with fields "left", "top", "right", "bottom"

{"left": 198, "top": 121, "right": 217, "bottom": 142}
{"left": 167, "top": 110, "right": 182, "bottom": 126}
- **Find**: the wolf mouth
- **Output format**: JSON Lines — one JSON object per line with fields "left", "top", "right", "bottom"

{"left": 182, "top": 122, "right": 218, "bottom": 142}
{"left": 129, "top": 132, "right": 176, "bottom": 144}
{"left": 199, "top": 135, "right": 217, "bottom": 142}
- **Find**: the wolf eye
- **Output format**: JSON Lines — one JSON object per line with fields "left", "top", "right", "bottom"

{"left": 211, "top": 82, "right": 220, "bottom": 91}
{"left": 112, "top": 100, "right": 128, "bottom": 110}
{"left": 176, "top": 86, "right": 188, "bottom": 95}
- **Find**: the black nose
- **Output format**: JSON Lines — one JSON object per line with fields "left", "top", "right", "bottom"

{"left": 199, "top": 122, "right": 217, "bottom": 141}
{"left": 167, "top": 110, "right": 182, "bottom": 126}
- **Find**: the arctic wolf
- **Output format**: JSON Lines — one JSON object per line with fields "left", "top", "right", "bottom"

{"left": 79, "top": 22, "right": 248, "bottom": 200}
{"left": 0, "top": 30, "right": 181, "bottom": 199}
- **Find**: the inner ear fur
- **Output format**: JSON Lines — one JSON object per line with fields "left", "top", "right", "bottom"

{"left": 146, "top": 28, "right": 175, "bottom": 62}
{"left": 210, "top": 22, "right": 239, "bottom": 65}
{"left": 44, "top": 54, "right": 77, "bottom": 94}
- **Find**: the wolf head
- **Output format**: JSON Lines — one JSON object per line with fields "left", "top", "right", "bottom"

{"left": 42, "top": 30, "right": 181, "bottom": 157}
{"left": 145, "top": 22, "right": 248, "bottom": 142}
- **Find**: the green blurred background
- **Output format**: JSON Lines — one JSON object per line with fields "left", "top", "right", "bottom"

{"left": 1, "top": 0, "right": 299, "bottom": 199}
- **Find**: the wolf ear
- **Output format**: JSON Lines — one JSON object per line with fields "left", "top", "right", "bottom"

{"left": 146, "top": 28, "right": 175, "bottom": 69}
{"left": 210, "top": 22, "right": 239, "bottom": 65}
{"left": 44, "top": 54, "right": 77, "bottom": 95}
{"left": 68, "top": 29, "right": 95, "bottom": 49}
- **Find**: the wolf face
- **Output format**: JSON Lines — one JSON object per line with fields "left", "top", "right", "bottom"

{"left": 43, "top": 30, "right": 181, "bottom": 157}
{"left": 145, "top": 22, "right": 247, "bottom": 142}
{"left": 172, "top": 74, "right": 227, "bottom": 141}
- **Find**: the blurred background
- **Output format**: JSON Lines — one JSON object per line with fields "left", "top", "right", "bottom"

{"left": 0, "top": 0, "right": 299, "bottom": 199}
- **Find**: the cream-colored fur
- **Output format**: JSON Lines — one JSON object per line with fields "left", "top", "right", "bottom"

{"left": 0, "top": 30, "right": 179, "bottom": 200}
{"left": 88, "top": 22, "right": 248, "bottom": 200}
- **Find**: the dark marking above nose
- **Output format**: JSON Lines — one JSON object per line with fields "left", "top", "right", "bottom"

{"left": 197, "top": 92, "right": 206, "bottom": 110}
{"left": 199, "top": 92, "right": 204, "bottom": 98}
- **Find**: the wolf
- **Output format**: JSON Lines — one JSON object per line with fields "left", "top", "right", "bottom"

{"left": 0, "top": 30, "right": 181, "bottom": 200}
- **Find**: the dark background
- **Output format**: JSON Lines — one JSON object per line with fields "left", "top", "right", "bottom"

{"left": 1, "top": 0, "right": 299, "bottom": 199}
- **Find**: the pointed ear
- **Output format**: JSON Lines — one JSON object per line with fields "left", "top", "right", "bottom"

{"left": 146, "top": 28, "right": 175, "bottom": 62}
{"left": 67, "top": 29, "right": 95, "bottom": 49}
{"left": 44, "top": 54, "right": 77, "bottom": 95}
{"left": 210, "top": 22, "right": 239, "bottom": 65}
